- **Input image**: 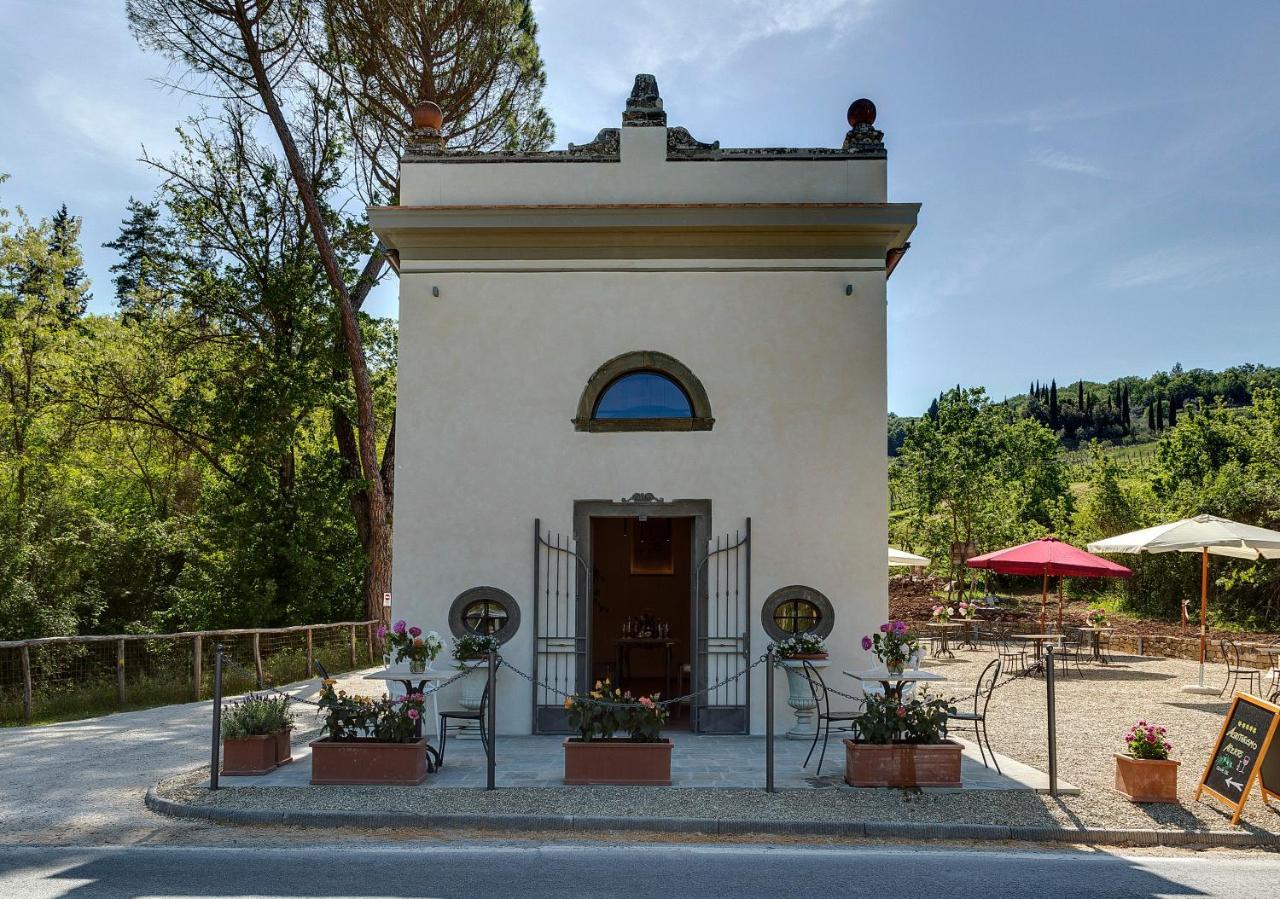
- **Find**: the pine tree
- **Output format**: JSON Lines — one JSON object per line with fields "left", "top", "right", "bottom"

{"left": 48, "top": 205, "right": 90, "bottom": 318}
{"left": 1048, "top": 379, "right": 1059, "bottom": 430}
{"left": 103, "top": 197, "right": 177, "bottom": 313}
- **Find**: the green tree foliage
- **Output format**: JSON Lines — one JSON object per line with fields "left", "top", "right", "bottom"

{"left": 102, "top": 197, "right": 178, "bottom": 314}
{"left": 890, "top": 387, "right": 1070, "bottom": 585}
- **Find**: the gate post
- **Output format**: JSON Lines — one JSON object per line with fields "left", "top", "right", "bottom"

{"left": 20, "top": 643, "right": 33, "bottom": 724}
{"left": 192, "top": 635, "right": 203, "bottom": 701}
{"left": 486, "top": 649, "right": 497, "bottom": 791}
{"left": 210, "top": 644, "right": 224, "bottom": 791}
{"left": 116, "top": 639, "right": 127, "bottom": 710}
{"left": 765, "top": 649, "right": 775, "bottom": 792}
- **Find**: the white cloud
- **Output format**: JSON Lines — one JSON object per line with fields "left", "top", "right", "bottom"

{"left": 1029, "top": 148, "right": 1106, "bottom": 177}
{"left": 1099, "top": 245, "right": 1240, "bottom": 291}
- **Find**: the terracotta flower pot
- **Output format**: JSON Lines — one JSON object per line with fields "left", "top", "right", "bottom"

{"left": 563, "top": 738, "right": 673, "bottom": 785}
{"left": 1114, "top": 753, "right": 1180, "bottom": 803}
{"left": 309, "top": 738, "right": 429, "bottom": 785}
{"left": 275, "top": 727, "right": 293, "bottom": 765}
{"left": 222, "top": 733, "right": 278, "bottom": 776}
{"left": 786, "top": 653, "right": 829, "bottom": 660}
{"left": 844, "top": 739, "right": 962, "bottom": 788}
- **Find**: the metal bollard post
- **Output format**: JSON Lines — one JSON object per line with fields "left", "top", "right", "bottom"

{"left": 486, "top": 650, "right": 497, "bottom": 791}
{"left": 210, "top": 644, "right": 223, "bottom": 791}
{"left": 765, "top": 651, "right": 775, "bottom": 792}
{"left": 1045, "top": 645, "right": 1058, "bottom": 798}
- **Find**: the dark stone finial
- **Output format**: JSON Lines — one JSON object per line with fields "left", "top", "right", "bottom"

{"left": 847, "top": 98, "right": 876, "bottom": 127}
{"left": 843, "top": 96, "right": 883, "bottom": 154}
{"left": 407, "top": 100, "right": 446, "bottom": 156}
{"left": 623, "top": 73, "right": 666, "bottom": 127}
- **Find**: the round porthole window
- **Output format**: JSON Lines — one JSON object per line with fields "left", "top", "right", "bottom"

{"left": 761, "top": 585, "right": 834, "bottom": 641}
{"left": 448, "top": 587, "right": 521, "bottom": 644}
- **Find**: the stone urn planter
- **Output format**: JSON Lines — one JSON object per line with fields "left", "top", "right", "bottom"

{"left": 222, "top": 733, "right": 280, "bottom": 776}
{"left": 563, "top": 739, "right": 673, "bottom": 785}
{"left": 844, "top": 739, "right": 963, "bottom": 788}
{"left": 1114, "top": 754, "right": 1180, "bottom": 803}
{"left": 454, "top": 658, "right": 498, "bottom": 739}
{"left": 779, "top": 657, "right": 830, "bottom": 740}
{"left": 309, "top": 738, "right": 430, "bottom": 785}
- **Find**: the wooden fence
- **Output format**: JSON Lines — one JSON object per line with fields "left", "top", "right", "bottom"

{"left": 0, "top": 620, "right": 380, "bottom": 726}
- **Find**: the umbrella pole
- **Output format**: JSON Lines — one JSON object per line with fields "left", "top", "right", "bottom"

{"left": 1199, "top": 547, "right": 1208, "bottom": 690}
{"left": 1057, "top": 577, "right": 1064, "bottom": 631}
{"left": 1040, "top": 572, "right": 1048, "bottom": 633}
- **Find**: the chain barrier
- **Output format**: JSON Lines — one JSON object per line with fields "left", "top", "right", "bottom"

{"left": 218, "top": 651, "right": 469, "bottom": 711}
{"left": 498, "top": 654, "right": 770, "bottom": 710}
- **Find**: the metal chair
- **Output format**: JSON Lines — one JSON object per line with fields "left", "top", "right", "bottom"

{"left": 946, "top": 657, "right": 1002, "bottom": 773}
{"left": 1218, "top": 639, "right": 1262, "bottom": 697}
{"left": 800, "top": 660, "right": 861, "bottom": 777}
{"left": 1267, "top": 640, "right": 1280, "bottom": 703}
{"left": 437, "top": 680, "right": 489, "bottom": 768}
{"left": 994, "top": 628, "right": 1027, "bottom": 676}
{"left": 1055, "top": 628, "right": 1086, "bottom": 678}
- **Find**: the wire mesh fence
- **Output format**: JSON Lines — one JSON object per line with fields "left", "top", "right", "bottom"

{"left": 0, "top": 621, "right": 380, "bottom": 726}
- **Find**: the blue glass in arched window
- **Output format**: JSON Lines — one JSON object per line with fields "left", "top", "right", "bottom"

{"left": 593, "top": 371, "right": 693, "bottom": 420}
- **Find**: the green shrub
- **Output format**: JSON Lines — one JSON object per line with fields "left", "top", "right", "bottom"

{"left": 220, "top": 694, "right": 293, "bottom": 739}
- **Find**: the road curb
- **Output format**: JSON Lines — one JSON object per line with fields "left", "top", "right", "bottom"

{"left": 144, "top": 787, "right": 1280, "bottom": 849}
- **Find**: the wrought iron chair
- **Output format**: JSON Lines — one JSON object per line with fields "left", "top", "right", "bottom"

{"left": 946, "top": 657, "right": 1002, "bottom": 773}
{"left": 437, "top": 680, "right": 489, "bottom": 768}
{"left": 1218, "top": 639, "right": 1262, "bottom": 697}
{"left": 1055, "top": 628, "right": 1086, "bottom": 678}
{"left": 800, "top": 660, "right": 861, "bottom": 778}
{"left": 994, "top": 628, "right": 1027, "bottom": 676}
{"left": 1267, "top": 639, "right": 1280, "bottom": 703}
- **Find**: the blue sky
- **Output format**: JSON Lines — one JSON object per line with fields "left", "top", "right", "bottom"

{"left": 1, "top": 1, "right": 1277, "bottom": 414}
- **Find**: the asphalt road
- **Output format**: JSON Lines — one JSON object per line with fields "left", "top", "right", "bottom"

{"left": 1, "top": 843, "right": 1278, "bottom": 898}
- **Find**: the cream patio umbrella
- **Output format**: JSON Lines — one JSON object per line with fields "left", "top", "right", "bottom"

{"left": 1088, "top": 514, "right": 1280, "bottom": 693}
{"left": 889, "top": 547, "right": 930, "bottom": 568}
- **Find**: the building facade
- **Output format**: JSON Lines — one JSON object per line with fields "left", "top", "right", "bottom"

{"left": 370, "top": 76, "right": 918, "bottom": 735}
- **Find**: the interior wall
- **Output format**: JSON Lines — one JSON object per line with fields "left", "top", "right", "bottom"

{"left": 590, "top": 517, "right": 692, "bottom": 683}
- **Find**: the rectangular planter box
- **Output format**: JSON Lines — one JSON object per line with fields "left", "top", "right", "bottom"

{"left": 309, "top": 738, "right": 429, "bottom": 785}
{"left": 276, "top": 727, "right": 293, "bottom": 766}
{"left": 1114, "top": 753, "right": 1180, "bottom": 803}
{"left": 222, "top": 734, "right": 278, "bottom": 776}
{"left": 563, "top": 738, "right": 673, "bottom": 785}
{"left": 844, "top": 739, "right": 963, "bottom": 788}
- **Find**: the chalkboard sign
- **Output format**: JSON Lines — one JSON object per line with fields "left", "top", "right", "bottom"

{"left": 1196, "top": 693, "right": 1280, "bottom": 824}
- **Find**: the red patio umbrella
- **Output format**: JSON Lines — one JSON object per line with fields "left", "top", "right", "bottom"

{"left": 965, "top": 536, "right": 1132, "bottom": 631}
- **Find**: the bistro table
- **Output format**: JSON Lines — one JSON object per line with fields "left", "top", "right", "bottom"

{"left": 1249, "top": 644, "right": 1280, "bottom": 702}
{"left": 615, "top": 638, "right": 678, "bottom": 700}
{"left": 927, "top": 621, "right": 967, "bottom": 659}
{"left": 1012, "top": 634, "right": 1063, "bottom": 676}
{"left": 844, "top": 668, "right": 947, "bottom": 701}
{"left": 1076, "top": 626, "right": 1114, "bottom": 664}
{"left": 363, "top": 666, "right": 453, "bottom": 740}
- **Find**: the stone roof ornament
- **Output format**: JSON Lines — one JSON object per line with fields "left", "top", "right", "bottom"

{"left": 667, "top": 126, "right": 720, "bottom": 156}
{"left": 568, "top": 128, "right": 621, "bottom": 156}
{"left": 406, "top": 100, "right": 446, "bottom": 156}
{"left": 622, "top": 74, "right": 667, "bottom": 127}
{"left": 843, "top": 98, "right": 884, "bottom": 154}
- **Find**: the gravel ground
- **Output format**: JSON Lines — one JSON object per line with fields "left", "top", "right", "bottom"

{"left": 152, "top": 653, "right": 1280, "bottom": 837}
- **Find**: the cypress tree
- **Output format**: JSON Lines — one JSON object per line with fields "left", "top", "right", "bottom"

{"left": 927, "top": 397, "right": 939, "bottom": 421}
{"left": 1048, "top": 379, "right": 1059, "bottom": 430}
{"left": 1169, "top": 398, "right": 1178, "bottom": 428}
{"left": 1156, "top": 399, "right": 1164, "bottom": 430}
{"left": 1147, "top": 402, "right": 1156, "bottom": 431}
{"left": 1121, "top": 385, "right": 1131, "bottom": 434}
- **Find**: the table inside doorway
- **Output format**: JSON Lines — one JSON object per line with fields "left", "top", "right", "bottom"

{"left": 615, "top": 638, "right": 678, "bottom": 700}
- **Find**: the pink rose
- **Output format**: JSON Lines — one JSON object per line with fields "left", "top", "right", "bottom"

{"left": 408, "top": 625, "right": 422, "bottom": 638}
{"left": 880, "top": 623, "right": 890, "bottom": 633}
{"left": 861, "top": 636, "right": 873, "bottom": 651}
{"left": 407, "top": 708, "right": 420, "bottom": 720}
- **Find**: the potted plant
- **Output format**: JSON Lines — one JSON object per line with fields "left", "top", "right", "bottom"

{"left": 1086, "top": 608, "right": 1110, "bottom": 628}
{"left": 770, "top": 635, "right": 829, "bottom": 739}
{"left": 862, "top": 620, "right": 920, "bottom": 675}
{"left": 957, "top": 601, "right": 976, "bottom": 621}
{"left": 382, "top": 620, "right": 445, "bottom": 673}
{"left": 309, "top": 679, "right": 430, "bottom": 785}
{"left": 221, "top": 694, "right": 294, "bottom": 775}
{"left": 930, "top": 603, "right": 953, "bottom": 623}
{"left": 844, "top": 689, "right": 961, "bottom": 787}
{"left": 1114, "top": 719, "right": 1179, "bottom": 803}
{"left": 563, "top": 679, "right": 672, "bottom": 785}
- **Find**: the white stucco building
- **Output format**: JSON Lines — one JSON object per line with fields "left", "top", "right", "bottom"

{"left": 370, "top": 76, "right": 917, "bottom": 735}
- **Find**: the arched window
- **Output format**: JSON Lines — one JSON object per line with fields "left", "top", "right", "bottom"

{"left": 574, "top": 351, "right": 713, "bottom": 432}
{"left": 448, "top": 587, "right": 521, "bottom": 644}
{"left": 761, "top": 586, "right": 835, "bottom": 641}
{"left": 594, "top": 372, "right": 693, "bottom": 420}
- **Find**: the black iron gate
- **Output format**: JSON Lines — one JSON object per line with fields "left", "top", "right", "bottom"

{"left": 693, "top": 519, "right": 750, "bottom": 733}
{"left": 532, "top": 519, "right": 588, "bottom": 733}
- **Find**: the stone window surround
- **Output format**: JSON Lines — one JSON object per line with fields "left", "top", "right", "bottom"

{"left": 448, "top": 586, "right": 521, "bottom": 644}
{"left": 573, "top": 350, "right": 714, "bottom": 433}
{"left": 761, "top": 585, "right": 835, "bottom": 641}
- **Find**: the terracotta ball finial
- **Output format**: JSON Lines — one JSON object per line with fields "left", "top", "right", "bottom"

{"left": 847, "top": 98, "right": 877, "bottom": 127}
{"left": 412, "top": 100, "right": 444, "bottom": 131}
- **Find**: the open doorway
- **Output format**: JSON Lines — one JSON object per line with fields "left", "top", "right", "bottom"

{"left": 590, "top": 516, "right": 693, "bottom": 729}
